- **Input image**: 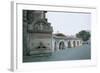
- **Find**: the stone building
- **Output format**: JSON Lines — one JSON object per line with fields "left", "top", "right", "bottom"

{"left": 23, "top": 10, "right": 82, "bottom": 56}
{"left": 52, "top": 33, "right": 82, "bottom": 52}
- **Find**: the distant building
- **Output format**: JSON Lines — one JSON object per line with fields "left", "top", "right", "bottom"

{"left": 52, "top": 33, "right": 82, "bottom": 51}
{"left": 23, "top": 10, "right": 83, "bottom": 56}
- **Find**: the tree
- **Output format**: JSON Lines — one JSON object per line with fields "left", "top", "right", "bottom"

{"left": 76, "top": 30, "right": 90, "bottom": 41}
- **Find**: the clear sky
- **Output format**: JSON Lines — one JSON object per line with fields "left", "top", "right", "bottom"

{"left": 46, "top": 11, "right": 91, "bottom": 36}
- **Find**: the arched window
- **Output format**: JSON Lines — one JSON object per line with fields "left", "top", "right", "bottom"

{"left": 73, "top": 41, "right": 76, "bottom": 47}
{"left": 34, "top": 21, "right": 45, "bottom": 31}
{"left": 59, "top": 41, "right": 65, "bottom": 50}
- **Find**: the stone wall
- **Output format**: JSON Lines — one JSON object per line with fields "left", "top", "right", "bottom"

{"left": 23, "top": 10, "right": 53, "bottom": 55}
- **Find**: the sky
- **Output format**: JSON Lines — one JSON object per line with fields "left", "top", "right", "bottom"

{"left": 46, "top": 11, "right": 91, "bottom": 36}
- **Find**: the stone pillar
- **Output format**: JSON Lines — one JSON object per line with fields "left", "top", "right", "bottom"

{"left": 71, "top": 40, "right": 73, "bottom": 48}
{"left": 75, "top": 41, "right": 77, "bottom": 47}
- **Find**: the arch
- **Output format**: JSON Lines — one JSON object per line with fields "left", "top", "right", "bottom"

{"left": 34, "top": 21, "right": 45, "bottom": 31}
{"left": 32, "top": 19, "right": 53, "bottom": 33}
{"left": 73, "top": 41, "right": 76, "bottom": 47}
{"left": 59, "top": 41, "right": 65, "bottom": 50}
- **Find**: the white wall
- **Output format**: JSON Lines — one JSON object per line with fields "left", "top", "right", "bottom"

{"left": 0, "top": 0, "right": 100, "bottom": 73}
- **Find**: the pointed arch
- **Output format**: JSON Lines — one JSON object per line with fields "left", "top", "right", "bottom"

{"left": 59, "top": 41, "right": 65, "bottom": 50}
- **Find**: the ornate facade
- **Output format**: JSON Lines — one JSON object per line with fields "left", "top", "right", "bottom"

{"left": 23, "top": 10, "right": 82, "bottom": 56}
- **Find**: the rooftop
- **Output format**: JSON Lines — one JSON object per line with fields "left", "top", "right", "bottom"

{"left": 54, "top": 33, "right": 67, "bottom": 37}
{"left": 53, "top": 33, "right": 81, "bottom": 40}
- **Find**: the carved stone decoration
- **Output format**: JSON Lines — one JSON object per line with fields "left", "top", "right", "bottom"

{"left": 23, "top": 10, "right": 53, "bottom": 55}
{"left": 26, "top": 10, "right": 53, "bottom": 33}
{"left": 31, "top": 19, "right": 53, "bottom": 33}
